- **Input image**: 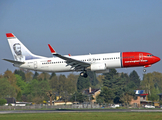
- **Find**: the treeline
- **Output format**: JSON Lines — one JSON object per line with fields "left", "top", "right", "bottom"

{"left": 0, "top": 69, "right": 99, "bottom": 104}
{"left": 97, "top": 69, "right": 162, "bottom": 105}
{"left": 0, "top": 69, "right": 162, "bottom": 105}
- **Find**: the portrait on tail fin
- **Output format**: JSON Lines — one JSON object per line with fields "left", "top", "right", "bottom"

{"left": 13, "top": 43, "right": 25, "bottom": 61}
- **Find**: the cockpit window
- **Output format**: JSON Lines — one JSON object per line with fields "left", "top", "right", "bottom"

{"left": 147, "top": 54, "right": 153, "bottom": 57}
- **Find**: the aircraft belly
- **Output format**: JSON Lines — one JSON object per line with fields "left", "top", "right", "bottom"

{"left": 39, "top": 64, "right": 72, "bottom": 72}
{"left": 51, "top": 64, "right": 71, "bottom": 72}
{"left": 18, "top": 63, "right": 35, "bottom": 70}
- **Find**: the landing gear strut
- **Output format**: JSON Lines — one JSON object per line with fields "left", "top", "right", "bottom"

{"left": 80, "top": 71, "right": 88, "bottom": 78}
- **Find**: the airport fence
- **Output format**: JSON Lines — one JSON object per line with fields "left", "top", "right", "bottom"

{"left": 0, "top": 104, "right": 100, "bottom": 110}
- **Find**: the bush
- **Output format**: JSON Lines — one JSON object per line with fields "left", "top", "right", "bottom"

{"left": 0, "top": 99, "right": 7, "bottom": 106}
{"left": 159, "top": 100, "right": 162, "bottom": 106}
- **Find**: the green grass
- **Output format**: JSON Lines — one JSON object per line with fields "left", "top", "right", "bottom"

{"left": 0, "top": 112, "right": 162, "bottom": 120}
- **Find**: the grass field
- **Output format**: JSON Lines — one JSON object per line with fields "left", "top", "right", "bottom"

{"left": 0, "top": 112, "right": 162, "bottom": 120}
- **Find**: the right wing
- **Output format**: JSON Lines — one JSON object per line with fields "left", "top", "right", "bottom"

{"left": 48, "top": 44, "right": 90, "bottom": 71}
{"left": 3, "top": 59, "right": 25, "bottom": 64}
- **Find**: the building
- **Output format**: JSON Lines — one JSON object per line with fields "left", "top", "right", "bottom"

{"left": 5, "top": 97, "right": 31, "bottom": 106}
{"left": 83, "top": 87, "right": 101, "bottom": 103}
{"left": 5, "top": 97, "right": 16, "bottom": 106}
{"left": 130, "top": 90, "right": 152, "bottom": 107}
{"left": 157, "top": 93, "right": 162, "bottom": 101}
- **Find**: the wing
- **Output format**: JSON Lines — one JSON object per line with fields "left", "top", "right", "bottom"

{"left": 48, "top": 44, "right": 90, "bottom": 71}
{"left": 3, "top": 59, "right": 25, "bottom": 64}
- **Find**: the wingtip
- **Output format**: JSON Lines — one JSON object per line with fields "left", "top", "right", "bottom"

{"left": 48, "top": 44, "right": 56, "bottom": 54}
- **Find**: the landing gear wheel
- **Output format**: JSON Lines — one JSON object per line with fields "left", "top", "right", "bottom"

{"left": 143, "top": 69, "right": 146, "bottom": 73}
{"left": 83, "top": 73, "right": 88, "bottom": 78}
{"left": 80, "top": 72, "right": 88, "bottom": 78}
{"left": 80, "top": 72, "right": 84, "bottom": 76}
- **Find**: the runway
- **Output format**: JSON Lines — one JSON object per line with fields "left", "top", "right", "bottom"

{"left": 1, "top": 109, "right": 162, "bottom": 114}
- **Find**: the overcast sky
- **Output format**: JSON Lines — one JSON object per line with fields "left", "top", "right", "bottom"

{"left": 0, "top": 0, "right": 162, "bottom": 78}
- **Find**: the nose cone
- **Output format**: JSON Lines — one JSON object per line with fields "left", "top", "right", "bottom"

{"left": 154, "top": 56, "right": 161, "bottom": 63}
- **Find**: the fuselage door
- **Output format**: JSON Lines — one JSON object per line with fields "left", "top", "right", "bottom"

{"left": 34, "top": 61, "right": 37, "bottom": 69}
{"left": 139, "top": 53, "right": 143, "bottom": 60}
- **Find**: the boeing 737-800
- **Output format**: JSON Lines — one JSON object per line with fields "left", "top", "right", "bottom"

{"left": 3, "top": 33, "right": 160, "bottom": 78}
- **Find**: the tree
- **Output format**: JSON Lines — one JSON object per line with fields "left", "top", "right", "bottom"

{"left": 3, "top": 70, "right": 20, "bottom": 96}
{"left": 129, "top": 70, "right": 140, "bottom": 88}
{"left": 25, "top": 71, "right": 33, "bottom": 82}
{"left": 102, "top": 69, "right": 118, "bottom": 88}
{"left": 16, "top": 91, "right": 22, "bottom": 101}
{"left": 70, "top": 92, "right": 87, "bottom": 103}
{"left": 57, "top": 74, "right": 67, "bottom": 98}
{"left": 0, "top": 78, "right": 16, "bottom": 98}
{"left": 97, "top": 75, "right": 104, "bottom": 87}
{"left": 96, "top": 94, "right": 104, "bottom": 105}
{"left": 23, "top": 79, "right": 50, "bottom": 103}
{"left": 0, "top": 99, "right": 7, "bottom": 106}
{"left": 101, "top": 69, "right": 138, "bottom": 104}
{"left": 77, "top": 76, "right": 90, "bottom": 92}
{"left": 46, "top": 90, "right": 53, "bottom": 106}
{"left": 15, "top": 74, "right": 27, "bottom": 101}
{"left": 33, "top": 71, "right": 39, "bottom": 80}
{"left": 49, "top": 74, "right": 68, "bottom": 100}
{"left": 99, "top": 86, "right": 114, "bottom": 103}
{"left": 37, "top": 72, "right": 50, "bottom": 81}
{"left": 66, "top": 74, "right": 79, "bottom": 93}
{"left": 48, "top": 75, "right": 58, "bottom": 91}
{"left": 148, "top": 86, "right": 160, "bottom": 101}
{"left": 49, "top": 72, "right": 56, "bottom": 80}
{"left": 14, "top": 69, "right": 26, "bottom": 81}
{"left": 120, "top": 93, "right": 133, "bottom": 107}
{"left": 87, "top": 71, "right": 98, "bottom": 86}
{"left": 4, "top": 70, "right": 17, "bottom": 86}
{"left": 15, "top": 74, "right": 27, "bottom": 92}
{"left": 141, "top": 72, "right": 162, "bottom": 101}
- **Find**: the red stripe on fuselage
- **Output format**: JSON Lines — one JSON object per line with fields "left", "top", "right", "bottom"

{"left": 122, "top": 52, "right": 159, "bottom": 68}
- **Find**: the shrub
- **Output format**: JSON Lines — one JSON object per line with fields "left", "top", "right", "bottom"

{"left": 0, "top": 99, "right": 7, "bottom": 106}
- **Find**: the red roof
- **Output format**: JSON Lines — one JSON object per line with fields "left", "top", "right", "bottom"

{"left": 140, "top": 94, "right": 148, "bottom": 96}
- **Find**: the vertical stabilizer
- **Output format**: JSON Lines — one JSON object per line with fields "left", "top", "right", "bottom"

{"left": 6, "top": 33, "right": 45, "bottom": 61}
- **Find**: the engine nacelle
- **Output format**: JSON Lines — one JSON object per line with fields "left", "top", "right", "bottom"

{"left": 90, "top": 63, "right": 106, "bottom": 71}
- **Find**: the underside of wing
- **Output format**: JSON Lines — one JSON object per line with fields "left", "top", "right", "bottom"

{"left": 48, "top": 44, "right": 90, "bottom": 71}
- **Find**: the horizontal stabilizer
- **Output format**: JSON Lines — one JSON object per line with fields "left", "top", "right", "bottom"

{"left": 3, "top": 59, "right": 25, "bottom": 64}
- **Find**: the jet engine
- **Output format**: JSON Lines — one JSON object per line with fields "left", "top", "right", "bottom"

{"left": 90, "top": 63, "right": 107, "bottom": 71}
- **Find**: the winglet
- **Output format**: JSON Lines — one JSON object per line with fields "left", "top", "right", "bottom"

{"left": 6, "top": 33, "right": 15, "bottom": 38}
{"left": 48, "top": 44, "right": 56, "bottom": 54}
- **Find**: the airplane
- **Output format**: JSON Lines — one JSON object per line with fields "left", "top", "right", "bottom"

{"left": 3, "top": 33, "right": 161, "bottom": 78}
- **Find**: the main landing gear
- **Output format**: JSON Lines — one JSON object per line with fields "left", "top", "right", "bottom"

{"left": 80, "top": 71, "right": 88, "bottom": 78}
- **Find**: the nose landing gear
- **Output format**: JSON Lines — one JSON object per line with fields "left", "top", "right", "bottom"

{"left": 143, "top": 68, "right": 146, "bottom": 73}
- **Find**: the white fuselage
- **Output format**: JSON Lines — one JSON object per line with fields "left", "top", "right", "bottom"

{"left": 15, "top": 52, "right": 121, "bottom": 72}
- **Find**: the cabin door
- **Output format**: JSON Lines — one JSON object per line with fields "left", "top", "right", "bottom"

{"left": 34, "top": 61, "right": 37, "bottom": 69}
{"left": 139, "top": 53, "right": 143, "bottom": 60}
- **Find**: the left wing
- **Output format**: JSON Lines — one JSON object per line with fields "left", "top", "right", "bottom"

{"left": 48, "top": 44, "right": 90, "bottom": 71}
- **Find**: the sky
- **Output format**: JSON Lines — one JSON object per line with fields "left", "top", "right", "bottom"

{"left": 0, "top": 0, "right": 162, "bottom": 79}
